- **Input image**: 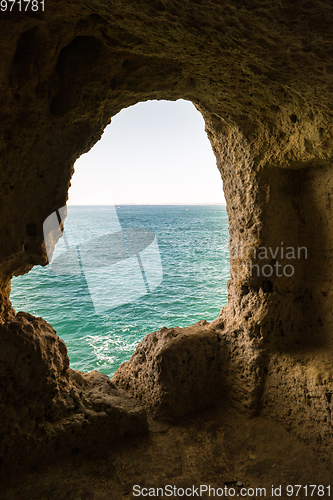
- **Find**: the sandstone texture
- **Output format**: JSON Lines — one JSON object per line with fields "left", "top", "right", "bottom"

{"left": 113, "top": 319, "right": 228, "bottom": 420}
{"left": 2, "top": 405, "right": 333, "bottom": 500}
{"left": 0, "top": 312, "right": 148, "bottom": 468}
{"left": 1, "top": 0, "right": 333, "bottom": 476}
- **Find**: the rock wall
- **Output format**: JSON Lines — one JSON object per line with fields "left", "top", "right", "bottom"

{"left": 1, "top": 0, "right": 333, "bottom": 466}
{"left": 0, "top": 312, "right": 148, "bottom": 468}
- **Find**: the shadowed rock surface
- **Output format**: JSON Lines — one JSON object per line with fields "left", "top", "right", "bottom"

{"left": 2, "top": 405, "right": 333, "bottom": 500}
{"left": 0, "top": 312, "right": 148, "bottom": 469}
{"left": 113, "top": 319, "right": 229, "bottom": 421}
{"left": 1, "top": 0, "right": 333, "bottom": 492}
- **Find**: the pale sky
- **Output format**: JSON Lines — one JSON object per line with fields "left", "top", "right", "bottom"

{"left": 67, "top": 99, "right": 225, "bottom": 205}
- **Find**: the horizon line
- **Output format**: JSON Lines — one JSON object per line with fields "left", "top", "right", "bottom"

{"left": 67, "top": 202, "right": 227, "bottom": 206}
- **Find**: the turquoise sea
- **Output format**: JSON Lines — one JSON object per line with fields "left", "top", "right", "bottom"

{"left": 10, "top": 205, "right": 230, "bottom": 377}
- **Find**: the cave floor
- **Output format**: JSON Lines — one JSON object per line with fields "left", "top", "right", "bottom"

{"left": 1, "top": 405, "right": 332, "bottom": 500}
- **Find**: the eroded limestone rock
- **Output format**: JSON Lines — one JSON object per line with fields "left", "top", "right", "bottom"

{"left": 0, "top": 312, "right": 148, "bottom": 467}
{"left": 1, "top": 0, "right": 333, "bottom": 468}
{"left": 113, "top": 319, "right": 228, "bottom": 421}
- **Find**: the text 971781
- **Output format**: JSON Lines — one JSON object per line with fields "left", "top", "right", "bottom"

{"left": 0, "top": 0, "right": 44, "bottom": 11}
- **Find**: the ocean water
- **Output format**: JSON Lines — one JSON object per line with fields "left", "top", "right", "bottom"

{"left": 10, "top": 205, "right": 230, "bottom": 377}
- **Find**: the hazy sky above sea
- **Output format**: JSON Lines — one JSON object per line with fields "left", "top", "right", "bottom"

{"left": 67, "top": 99, "right": 226, "bottom": 205}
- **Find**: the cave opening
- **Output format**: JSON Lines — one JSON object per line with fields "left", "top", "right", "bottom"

{"left": 10, "top": 99, "right": 229, "bottom": 377}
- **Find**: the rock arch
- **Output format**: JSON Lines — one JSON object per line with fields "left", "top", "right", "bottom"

{"left": 1, "top": 0, "right": 333, "bottom": 469}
